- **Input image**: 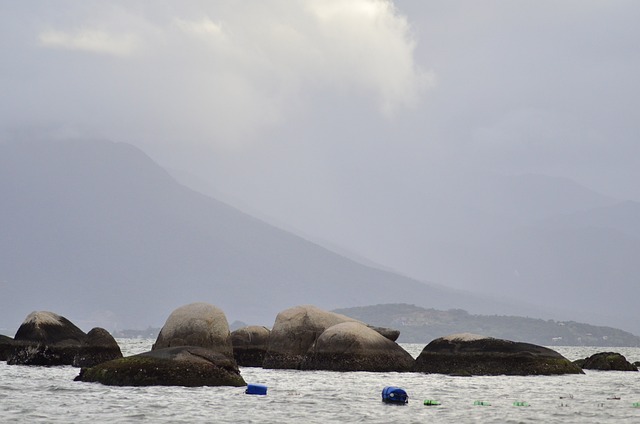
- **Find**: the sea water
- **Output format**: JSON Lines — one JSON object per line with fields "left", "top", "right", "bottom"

{"left": 1, "top": 340, "right": 639, "bottom": 423}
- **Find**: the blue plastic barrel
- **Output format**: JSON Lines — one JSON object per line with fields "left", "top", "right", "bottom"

{"left": 382, "top": 386, "right": 408, "bottom": 404}
{"left": 246, "top": 384, "right": 268, "bottom": 395}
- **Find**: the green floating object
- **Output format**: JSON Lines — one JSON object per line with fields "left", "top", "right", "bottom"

{"left": 423, "top": 400, "right": 441, "bottom": 406}
{"left": 513, "top": 401, "right": 530, "bottom": 407}
{"left": 633, "top": 402, "right": 640, "bottom": 408}
{"left": 474, "top": 401, "right": 491, "bottom": 406}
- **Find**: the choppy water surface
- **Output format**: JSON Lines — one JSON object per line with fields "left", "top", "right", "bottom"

{"left": 1, "top": 340, "right": 639, "bottom": 423}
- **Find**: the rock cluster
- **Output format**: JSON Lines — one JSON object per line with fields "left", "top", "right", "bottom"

{"left": 6, "top": 311, "right": 122, "bottom": 367}
{"left": 263, "top": 305, "right": 410, "bottom": 372}
{"left": 413, "top": 333, "right": 583, "bottom": 376}
{"left": 76, "top": 303, "right": 245, "bottom": 387}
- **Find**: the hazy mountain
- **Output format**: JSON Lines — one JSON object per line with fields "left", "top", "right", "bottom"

{"left": 354, "top": 174, "right": 639, "bottom": 334}
{"left": 0, "top": 139, "right": 535, "bottom": 333}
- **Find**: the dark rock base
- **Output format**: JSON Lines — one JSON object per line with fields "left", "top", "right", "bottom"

{"left": 75, "top": 346, "right": 246, "bottom": 387}
{"left": 301, "top": 352, "right": 414, "bottom": 372}
{"left": 414, "top": 353, "right": 584, "bottom": 376}
{"left": 233, "top": 348, "right": 266, "bottom": 368}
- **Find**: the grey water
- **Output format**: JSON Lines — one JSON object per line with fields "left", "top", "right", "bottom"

{"left": 1, "top": 340, "right": 639, "bottom": 423}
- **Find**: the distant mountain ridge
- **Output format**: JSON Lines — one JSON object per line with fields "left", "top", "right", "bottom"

{"left": 0, "top": 139, "right": 529, "bottom": 332}
{"left": 312, "top": 168, "right": 640, "bottom": 334}
{"left": 334, "top": 304, "right": 640, "bottom": 347}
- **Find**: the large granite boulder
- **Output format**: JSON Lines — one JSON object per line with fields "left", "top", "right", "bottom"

{"left": 574, "top": 352, "right": 638, "bottom": 371}
{"left": 0, "top": 335, "right": 13, "bottom": 361}
{"left": 263, "top": 305, "right": 399, "bottom": 369}
{"left": 77, "top": 303, "right": 245, "bottom": 387}
{"left": 7, "top": 311, "right": 122, "bottom": 366}
{"left": 413, "top": 333, "right": 584, "bottom": 376}
{"left": 152, "top": 303, "right": 233, "bottom": 358}
{"left": 75, "top": 346, "right": 246, "bottom": 387}
{"left": 300, "top": 322, "right": 414, "bottom": 372}
{"left": 231, "top": 326, "right": 271, "bottom": 367}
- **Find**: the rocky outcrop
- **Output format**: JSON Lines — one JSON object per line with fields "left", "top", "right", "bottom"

{"left": 413, "top": 333, "right": 584, "bottom": 376}
{"left": 7, "top": 311, "right": 122, "bottom": 366}
{"left": 300, "top": 322, "right": 414, "bottom": 372}
{"left": 76, "top": 303, "right": 245, "bottom": 387}
{"left": 574, "top": 352, "right": 638, "bottom": 371}
{"left": 263, "top": 305, "right": 400, "bottom": 369}
{"left": 152, "top": 303, "right": 233, "bottom": 356}
{"left": 75, "top": 346, "right": 246, "bottom": 387}
{"left": 231, "top": 326, "right": 270, "bottom": 367}
{"left": 0, "top": 334, "right": 13, "bottom": 361}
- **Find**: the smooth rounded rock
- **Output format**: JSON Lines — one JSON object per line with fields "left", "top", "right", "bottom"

{"left": 574, "top": 352, "right": 638, "bottom": 371}
{"left": 73, "top": 327, "right": 123, "bottom": 368}
{"left": 231, "top": 326, "right": 270, "bottom": 367}
{"left": 301, "top": 322, "right": 414, "bottom": 372}
{"left": 152, "top": 303, "right": 233, "bottom": 358}
{"left": 413, "top": 333, "right": 584, "bottom": 376}
{"left": 263, "top": 305, "right": 400, "bottom": 369}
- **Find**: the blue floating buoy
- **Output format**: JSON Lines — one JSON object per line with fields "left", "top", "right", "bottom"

{"left": 382, "top": 386, "right": 408, "bottom": 404}
{"left": 245, "top": 383, "right": 268, "bottom": 395}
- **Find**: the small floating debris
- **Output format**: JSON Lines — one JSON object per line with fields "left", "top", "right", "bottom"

{"left": 513, "top": 401, "right": 530, "bottom": 407}
{"left": 607, "top": 396, "right": 621, "bottom": 400}
{"left": 382, "top": 386, "right": 408, "bottom": 404}
{"left": 423, "top": 399, "right": 441, "bottom": 406}
{"left": 559, "top": 394, "right": 574, "bottom": 399}
{"left": 632, "top": 402, "right": 640, "bottom": 408}
{"left": 245, "top": 384, "right": 267, "bottom": 395}
{"left": 473, "top": 401, "right": 491, "bottom": 406}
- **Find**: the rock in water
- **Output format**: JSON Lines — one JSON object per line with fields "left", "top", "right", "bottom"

{"left": 263, "top": 305, "right": 400, "bottom": 369}
{"left": 75, "top": 346, "right": 246, "bottom": 387}
{"left": 78, "top": 303, "right": 246, "bottom": 386}
{"left": 231, "top": 326, "right": 271, "bottom": 367}
{"left": 574, "top": 352, "right": 638, "bottom": 371}
{"left": 413, "top": 333, "right": 584, "bottom": 376}
{"left": 0, "top": 334, "right": 14, "bottom": 361}
{"left": 263, "top": 305, "right": 359, "bottom": 369}
{"left": 301, "top": 322, "right": 414, "bottom": 372}
{"left": 73, "top": 327, "right": 123, "bottom": 367}
{"left": 7, "top": 311, "right": 122, "bottom": 366}
{"left": 152, "top": 302, "right": 233, "bottom": 357}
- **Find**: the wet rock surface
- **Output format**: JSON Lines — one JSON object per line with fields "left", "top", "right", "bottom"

{"left": 413, "top": 333, "right": 584, "bottom": 376}
{"left": 75, "top": 346, "right": 246, "bottom": 387}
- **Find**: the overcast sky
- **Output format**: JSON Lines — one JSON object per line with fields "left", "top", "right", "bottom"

{"left": 2, "top": 1, "right": 639, "bottom": 280}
